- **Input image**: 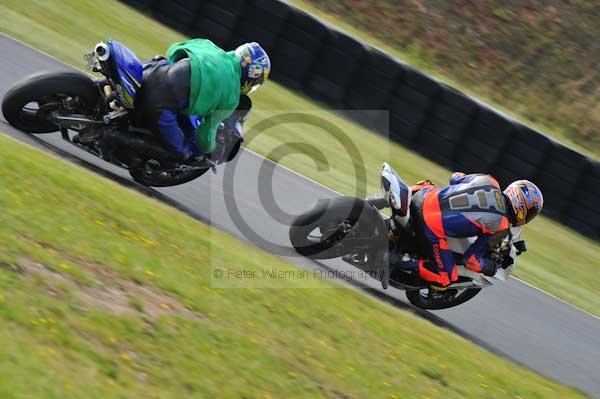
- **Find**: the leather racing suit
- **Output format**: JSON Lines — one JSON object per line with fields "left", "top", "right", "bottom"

{"left": 393, "top": 173, "right": 511, "bottom": 287}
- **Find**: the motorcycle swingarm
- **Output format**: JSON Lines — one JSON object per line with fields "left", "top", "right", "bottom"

{"left": 50, "top": 107, "right": 127, "bottom": 132}
{"left": 53, "top": 114, "right": 104, "bottom": 128}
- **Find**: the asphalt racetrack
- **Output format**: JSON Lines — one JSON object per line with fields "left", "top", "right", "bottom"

{"left": 1, "top": 34, "right": 599, "bottom": 397}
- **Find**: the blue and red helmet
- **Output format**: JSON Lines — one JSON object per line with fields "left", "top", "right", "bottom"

{"left": 504, "top": 180, "right": 544, "bottom": 226}
{"left": 234, "top": 42, "right": 270, "bottom": 95}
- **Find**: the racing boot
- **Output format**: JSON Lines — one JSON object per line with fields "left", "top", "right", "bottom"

{"left": 380, "top": 248, "right": 420, "bottom": 289}
{"left": 386, "top": 248, "right": 423, "bottom": 287}
{"left": 388, "top": 249, "right": 420, "bottom": 273}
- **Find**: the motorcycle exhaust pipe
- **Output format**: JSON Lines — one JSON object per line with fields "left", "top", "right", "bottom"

{"left": 95, "top": 42, "right": 110, "bottom": 61}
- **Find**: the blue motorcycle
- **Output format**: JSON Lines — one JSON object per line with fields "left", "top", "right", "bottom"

{"left": 1, "top": 40, "right": 212, "bottom": 186}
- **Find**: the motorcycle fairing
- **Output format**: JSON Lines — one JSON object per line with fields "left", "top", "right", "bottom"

{"left": 108, "top": 39, "right": 143, "bottom": 109}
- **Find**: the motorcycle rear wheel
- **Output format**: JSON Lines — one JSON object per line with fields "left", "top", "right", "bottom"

{"left": 2, "top": 71, "right": 98, "bottom": 133}
{"left": 289, "top": 196, "right": 384, "bottom": 259}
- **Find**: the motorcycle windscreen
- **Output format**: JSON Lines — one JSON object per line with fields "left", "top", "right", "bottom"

{"left": 108, "top": 39, "right": 143, "bottom": 109}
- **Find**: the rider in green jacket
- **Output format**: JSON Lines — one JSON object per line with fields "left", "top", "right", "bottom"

{"left": 134, "top": 39, "right": 270, "bottom": 163}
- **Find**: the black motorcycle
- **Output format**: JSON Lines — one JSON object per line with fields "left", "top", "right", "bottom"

{"left": 289, "top": 163, "right": 527, "bottom": 310}
{"left": 1, "top": 39, "right": 212, "bottom": 187}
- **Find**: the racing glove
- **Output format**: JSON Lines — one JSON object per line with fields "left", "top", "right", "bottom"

{"left": 210, "top": 94, "right": 251, "bottom": 164}
{"left": 480, "top": 256, "right": 499, "bottom": 277}
{"left": 481, "top": 250, "right": 516, "bottom": 276}
{"left": 211, "top": 119, "right": 244, "bottom": 164}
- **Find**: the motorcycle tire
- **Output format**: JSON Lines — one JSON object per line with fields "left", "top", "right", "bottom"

{"left": 289, "top": 196, "right": 384, "bottom": 259}
{"left": 129, "top": 165, "right": 210, "bottom": 187}
{"left": 2, "top": 71, "right": 98, "bottom": 133}
{"left": 405, "top": 287, "right": 481, "bottom": 310}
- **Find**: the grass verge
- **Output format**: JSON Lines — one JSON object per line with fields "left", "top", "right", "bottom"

{"left": 0, "top": 132, "right": 589, "bottom": 398}
{"left": 1, "top": 0, "right": 599, "bottom": 318}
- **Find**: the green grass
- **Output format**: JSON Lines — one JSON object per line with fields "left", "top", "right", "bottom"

{"left": 1, "top": 0, "right": 599, "bottom": 319}
{"left": 289, "top": 0, "right": 600, "bottom": 158}
{"left": 0, "top": 132, "right": 589, "bottom": 398}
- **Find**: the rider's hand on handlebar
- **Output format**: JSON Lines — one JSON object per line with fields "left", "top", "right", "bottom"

{"left": 481, "top": 256, "right": 499, "bottom": 277}
{"left": 498, "top": 253, "right": 514, "bottom": 269}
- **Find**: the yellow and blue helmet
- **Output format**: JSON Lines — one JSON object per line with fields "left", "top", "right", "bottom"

{"left": 234, "top": 42, "right": 270, "bottom": 95}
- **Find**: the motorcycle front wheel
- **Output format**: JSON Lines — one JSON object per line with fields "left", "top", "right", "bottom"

{"left": 129, "top": 162, "right": 210, "bottom": 187}
{"left": 405, "top": 287, "right": 481, "bottom": 310}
